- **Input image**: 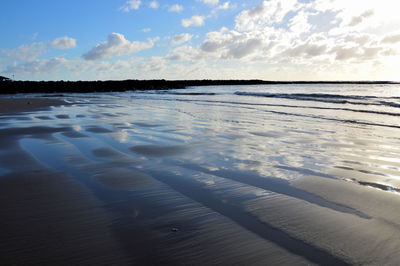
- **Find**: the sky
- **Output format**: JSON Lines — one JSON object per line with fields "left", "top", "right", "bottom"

{"left": 1, "top": 0, "right": 400, "bottom": 81}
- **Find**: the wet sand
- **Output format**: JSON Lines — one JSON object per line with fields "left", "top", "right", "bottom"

{"left": 1, "top": 90, "right": 400, "bottom": 265}
{"left": 0, "top": 97, "right": 69, "bottom": 114}
{"left": 0, "top": 122, "right": 310, "bottom": 265}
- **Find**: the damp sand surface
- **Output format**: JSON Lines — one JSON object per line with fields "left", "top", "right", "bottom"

{"left": 1, "top": 85, "right": 400, "bottom": 265}
{"left": 0, "top": 97, "right": 69, "bottom": 114}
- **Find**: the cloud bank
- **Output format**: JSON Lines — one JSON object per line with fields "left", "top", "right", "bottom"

{"left": 82, "top": 33, "right": 157, "bottom": 60}
{"left": 50, "top": 36, "right": 77, "bottom": 49}
{"left": 3, "top": 0, "right": 400, "bottom": 81}
{"left": 1, "top": 36, "right": 76, "bottom": 62}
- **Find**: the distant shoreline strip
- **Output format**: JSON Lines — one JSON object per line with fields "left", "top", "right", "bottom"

{"left": 1, "top": 79, "right": 398, "bottom": 94}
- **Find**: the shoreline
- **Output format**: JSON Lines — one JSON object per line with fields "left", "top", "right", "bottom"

{"left": 1, "top": 79, "right": 398, "bottom": 94}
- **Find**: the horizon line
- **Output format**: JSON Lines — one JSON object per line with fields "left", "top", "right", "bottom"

{"left": 2, "top": 78, "right": 400, "bottom": 84}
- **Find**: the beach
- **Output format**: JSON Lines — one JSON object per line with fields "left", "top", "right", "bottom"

{"left": 1, "top": 84, "right": 400, "bottom": 265}
{"left": 0, "top": 97, "right": 70, "bottom": 113}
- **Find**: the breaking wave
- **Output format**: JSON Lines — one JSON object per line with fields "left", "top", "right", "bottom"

{"left": 234, "top": 92, "right": 400, "bottom": 108}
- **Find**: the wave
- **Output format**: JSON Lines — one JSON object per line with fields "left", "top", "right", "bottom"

{"left": 235, "top": 92, "right": 400, "bottom": 108}
{"left": 379, "top": 101, "right": 400, "bottom": 108}
{"left": 135, "top": 93, "right": 400, "bottom": 119}
{"left": 343, "top": 177, "right": 400, "bottom": 194}
{"left": 133, "top": 90, "right": 216, "bottom": 96}
{"left": 168, "top": 98, "right": 400, "bottom": 117}
{"left": 176, "top": 99, "right": 400, "bottom": 129}
{"left": 145, "top": 90, "right": 217, "bottom": 96}
{"left": 166, "top": 92, "right": 217, "bottom": 96}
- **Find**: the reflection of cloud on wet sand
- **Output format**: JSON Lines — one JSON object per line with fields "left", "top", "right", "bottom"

{"left": 109, "top": 129, "right": 130, "bottom": 143}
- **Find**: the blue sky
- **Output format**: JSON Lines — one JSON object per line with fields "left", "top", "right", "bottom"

{"left": 1, "top": 0, "right": 400, "bottom": 81}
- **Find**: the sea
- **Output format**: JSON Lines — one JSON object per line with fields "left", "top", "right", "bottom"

{"left": 2, "top": 83, "right": 400, "bottom": 265}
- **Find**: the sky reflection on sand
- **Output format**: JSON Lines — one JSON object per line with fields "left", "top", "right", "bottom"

{"left": 2, "top": 84, "right": 400, "bottom": 264}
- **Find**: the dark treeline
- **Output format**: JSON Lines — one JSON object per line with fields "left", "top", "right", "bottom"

{"left": 0, "top": 79, "right": 398, "bottom": 94}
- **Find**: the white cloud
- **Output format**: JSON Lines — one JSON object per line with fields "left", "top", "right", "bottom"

{"left": 1, "top": 42, "right": 46, "bottom": 61}
{"left": 217, "top": 2, "right": 231, "bottom": 10}
{"left": 166, "top": 45, "right": 202, "bottom": 62}
{"left": 82, "top": 33, "right": 157, "bottom": 60}
{"left": 168, "top": 4, "right": 183, "bottom": 12}
{"left": 4, "top": 0, "right": 400, "bottom": 81}
{"left": 347, "top": 10, "right": 374, "bottom": 27}
{"left": 149, "top": 1, "right": 159, "bottom": 9}
{"left": 1, "top": 36, "right": 76, "bottom": 63}
{"left": 120, "top": 0, "right": 141, "bottom": 12}
{"left": 382, "top": 33, "right": 400, "bottom": 44}
{"left": 200, "top": 0, "right": 219, "bottom": 6}
{"left": 171, "top": 33, "right": 193, "bottom": 46}
{"left": 182, "top": 16, "right": 205, "bottom": 27}
{"left": 199, "top": 28, "right": 265, "bottom": 59}
{"left": 344, "top": 34, "right": 372, "bottom": 45}
{"left": 309, "top": 0, "right": 400, "bottom": 35}
{"left": 331, "top": 46, "right": 360, "bottom": 61}
{"left": 226, "top": 38, "right": 263, "bottom": 59}
{"left": 235, "top": 0, "right": 299, "bottom": 31}
{"left": 289, "top": 11, "right": 312, "bottom": 35}
{"left": 280, "top": 40, "right": 328, "bottom": 59}
{"left": 135, "top": 56, "right": 166, "bottom": 73}
{"left": 5, "top": 57, "right": 67, "bottom": 75}
{"left": 50, "top": 36, "right": 77, "bottom": 49}
{"left": 93, "top": 60, "right": 132, "bottom": 73}
{"left": 174, "top": 0, "right": 400, "bottom": 77}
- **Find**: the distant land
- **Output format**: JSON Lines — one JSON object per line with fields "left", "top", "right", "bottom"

{"left": 0, "top": 77, "right": 399, "bottom": 94}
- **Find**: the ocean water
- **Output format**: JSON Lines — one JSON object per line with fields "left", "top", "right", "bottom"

{"left": 114, "top": 83, "right": 400, "bottom": 192}
{"left": 2, "top": 83, "right": 400, "bottom": 265}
